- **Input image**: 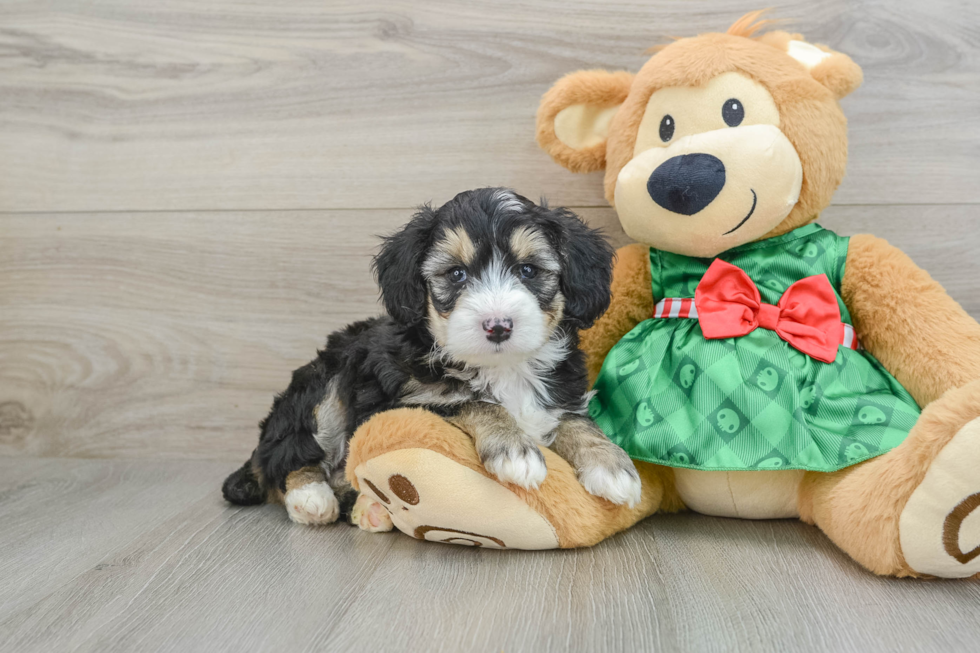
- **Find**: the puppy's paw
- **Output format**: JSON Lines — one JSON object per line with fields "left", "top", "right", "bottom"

{"left": 351, "top": 493, "right": 394, "bottom": 533}
{"left": 284, "top": 481, "right": 340, "bottom": 525}
{"left": 578, "top": 463, "right": 642, "bottom": 508}
{"left": 481, "top": 444, "right": 548, "bottom": 490}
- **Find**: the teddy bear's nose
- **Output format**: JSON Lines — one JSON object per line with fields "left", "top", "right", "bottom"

{"left": 647, "top": 153, "right": 726, "bottom": 215}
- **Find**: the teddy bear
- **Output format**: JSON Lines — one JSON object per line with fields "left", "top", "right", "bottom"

{"left": 343, "top": 12, "right": 980, "bottom": 578}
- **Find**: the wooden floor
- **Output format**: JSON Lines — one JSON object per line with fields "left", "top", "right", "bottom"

{"left": 1, "top": 458, "right": 978, "bottom": 653}
{"left": 2, "top": 1, "right": 979, "bottom": 651}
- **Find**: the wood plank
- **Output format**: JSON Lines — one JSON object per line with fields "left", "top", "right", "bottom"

{"left": 0, "top": 458, "right": 399, "bottom": 653}
{"left": 0, "top": 0, "right": 978, "bottom": 212}
{"left": 0, "top": 458, "right": 233, "bottom": 623}
{"left": 1, "top": 458, "right": 978, "bottom": 652}
{"left": 0, "top": 210, "right": 387, "bottom": 459}
{"left": 2, "top": 204, "right": 979, "bottom": 460}
{"left": 328, "top": 516, "right": 980, "bottom": 653}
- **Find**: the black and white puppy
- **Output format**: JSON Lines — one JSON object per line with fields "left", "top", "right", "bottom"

{"left": 222, "top": 188, "right": 641, "bottom": 529}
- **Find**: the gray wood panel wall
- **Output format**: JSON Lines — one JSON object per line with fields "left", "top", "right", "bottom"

{"left": 2, "top": 0, "right": 979, "bottom": 461}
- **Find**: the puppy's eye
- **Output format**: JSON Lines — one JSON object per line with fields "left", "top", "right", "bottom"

{"left": 659, "top": 115, "right": 674, "bottom": 142}
{"left": 519, "top": 264, "right": 537, "bottom": 280}
{"left": 722, "top": 99, "right": 744, "bottom": 127}
{"left": 446, "top": 267, "right": 467, "bottom": 284}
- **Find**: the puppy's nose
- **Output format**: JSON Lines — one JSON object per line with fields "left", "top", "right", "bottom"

{"left": 647, "top": 153, "right": 726, "bottom": 215}
{"left": 483, "top": 317, "right": 513, "bottom": 343}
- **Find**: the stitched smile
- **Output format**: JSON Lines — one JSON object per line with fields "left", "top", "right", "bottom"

{"left": 722, "top": 189, "right": 757, "bottom": 235}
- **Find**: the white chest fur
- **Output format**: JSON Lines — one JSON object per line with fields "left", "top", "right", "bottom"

{"left": 469, "top": 363, "right": 562, "bottom": 443}
{"left": 673, "top": 469, "right": 805, "bottom": 519}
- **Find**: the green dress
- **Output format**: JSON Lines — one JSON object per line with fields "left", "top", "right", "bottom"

{"left": 589, "top": 224, "right": 921, "bottom": 472}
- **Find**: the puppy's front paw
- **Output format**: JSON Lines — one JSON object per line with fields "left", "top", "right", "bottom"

{"left": 481, "top": 444, "right": 548, "bottom": 490}
{"left": 285, "top": 481, "right": 340, "bottom": 525}
{"left": 351, "top": 493, "right": 394, "bottom": 533}
{"left": 578, "top": 463, "right": 642, "bottom": 508}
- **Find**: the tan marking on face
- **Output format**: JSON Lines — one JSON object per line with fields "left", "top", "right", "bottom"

{"left": 544, "top": 292, "right": 566, "bottom": 333}
{"left": 509, "top": 226, "right": 548, "bottom": 261}
{"left": 510, "top": 226, "right": 560, "bottom": 273}
{"left": 426, "top": 298, "right": 449, "bottom": 346}
{"left": 438, "top": 226, "right": 476, "bottom": 267}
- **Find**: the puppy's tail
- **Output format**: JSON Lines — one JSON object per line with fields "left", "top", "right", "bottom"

{"left": 222, "top": 458, "right": 267, "bottom": 506}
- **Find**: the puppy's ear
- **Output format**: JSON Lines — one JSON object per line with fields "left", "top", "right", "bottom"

{"left": 373, "top": 206, "right": 438, "bottom": 325}
{"left": 541, "top": 206, "right": 615, "bottom": 329}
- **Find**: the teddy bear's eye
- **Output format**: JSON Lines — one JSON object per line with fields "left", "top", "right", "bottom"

{"left": 722, "top": 99, "right": 744, "bottom": 127}
{"left": 659, "top": 115, "right": 674, "bottom": 142}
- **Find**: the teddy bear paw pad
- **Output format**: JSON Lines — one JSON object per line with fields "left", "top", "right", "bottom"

{"left": 284, "top": 481, "right": 339, "bottom": 526}
{"left": 353, "top": 448, "right": 559, "bottom": 549}
{"left": 351, "top": 493, "right": 394, "bottom": 533}
{"left": 900, "top": 416, "right": 980, "bottom": 578}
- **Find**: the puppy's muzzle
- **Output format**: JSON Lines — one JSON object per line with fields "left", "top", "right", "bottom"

{"left": 483, "top": 317, "right": 513, "bottom": 343}
{"left": 647, "top": 153, "right": 726, "bottom": 215}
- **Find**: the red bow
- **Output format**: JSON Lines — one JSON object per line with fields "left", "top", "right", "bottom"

{"left": 694, "top": 259, "right": 843, "bottom": 364}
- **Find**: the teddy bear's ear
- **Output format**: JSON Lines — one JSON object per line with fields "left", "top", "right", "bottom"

{"left": 536, "top": 70, "right": 634, "bottom": 173}
{"left": 785, "top": 39, "right": 863, "bottom": 100}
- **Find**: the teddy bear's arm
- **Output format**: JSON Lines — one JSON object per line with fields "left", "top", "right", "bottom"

{"left": 579, "top": 243, "right": 653, "bottom": 385}
{"left": 842, "top": 234, "right": 980, "bottom": 406}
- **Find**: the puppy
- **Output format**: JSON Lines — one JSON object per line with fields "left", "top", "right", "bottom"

{"left": 222, "top": 188, "right": 642, "bottom": 530}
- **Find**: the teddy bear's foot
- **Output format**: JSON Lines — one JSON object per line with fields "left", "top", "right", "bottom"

{"left": 345, "top": 408, "right": 668, "bottom": 549}
{"left": 900, "top": 416, "right": 980, "bottom": 578}
{"left": 353, "top": 446, "right": 560, "bottom": 548}
{"left": 801, "top": 379, "right": 980, "bottom": 577}
{"left": 351, "top": 493, "right": 394, "bottom": 533}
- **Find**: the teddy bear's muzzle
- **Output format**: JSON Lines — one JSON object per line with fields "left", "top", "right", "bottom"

{"left": 614, "top": 124, "right": 803, "bottom": 258}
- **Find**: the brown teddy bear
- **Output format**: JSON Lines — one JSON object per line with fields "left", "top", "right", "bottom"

{"left": 344, "top": 12, "right": 980, "bottom": 578}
